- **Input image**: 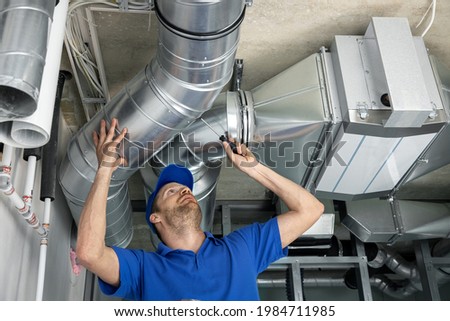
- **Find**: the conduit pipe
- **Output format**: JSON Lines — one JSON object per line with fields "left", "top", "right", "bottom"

{"left": 0, "top": 0, "right": 69, "bottom": 148}
{"left": 59, "top": 0, "right": 249, "bottom": 247}
{"left": 0, "top": 0, "right": 56, "bottom": 118}
{"left": 0, "top": 145, "right": 47, "bottom": 237}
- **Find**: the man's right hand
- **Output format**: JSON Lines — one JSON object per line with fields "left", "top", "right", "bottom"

{"left": 223, "top": 138, "right": 259, "bottom": 174}
{"left": 93, "top": 118, "right": 128, "bottom": 172}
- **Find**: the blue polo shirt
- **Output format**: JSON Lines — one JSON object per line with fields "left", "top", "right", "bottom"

{"left": 99, "top": 217, "right": 287, "bottom": 300}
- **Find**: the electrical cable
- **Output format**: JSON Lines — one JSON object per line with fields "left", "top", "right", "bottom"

{"left": 65, "top": 1, "right": 153, "bottom": 101}
{"left": 415, "top": 0, "right": 437, "bottom": 37}
{"left": 65, "top": 1, "right": 153, "bottom": 120}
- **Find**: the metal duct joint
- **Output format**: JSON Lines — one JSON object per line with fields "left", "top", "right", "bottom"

{"left": 59, "top": 0, "right": 248, "bottom": 247}
{"left": 0, "top": 0, "right": 55, "bottom": 118}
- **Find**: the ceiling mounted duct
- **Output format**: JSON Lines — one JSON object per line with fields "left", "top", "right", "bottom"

{"left": 310, "top": 17, "right": 450, "bottom": 201}
{"left": 0, "top": 0, "right": 56, "bottom": 118}
{"left": 179, "top": 52, "right": 334, "bottom": 186}
{"left": 177, "top": 17, "right": 450, "bottom": 205}
{"left": 343, "top": 198, "right": 450, "bottom": 243}
{"left": 59, "top": 0, "right": 249, "bottom": 247}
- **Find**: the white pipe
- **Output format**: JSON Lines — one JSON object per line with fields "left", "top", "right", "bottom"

{"left": 23, "top": 155, "right": 37, "bottom": 207}
{"left": 43, "top": 197, "right": 51, "bottom": 226}
{"left": 1, "top": 144, "right": 13, "bottom": 167}
{"left": 35, "top": 241, "right": 48, "bottom": 301}
{"left": 0, "top": 0, "right": 70, "bottom": 148}
{"left": 36, "top": 198, "right": 51, "bottom": 301}
{"left": 5, "top": 185, "right": 26, "bottom": 210}
{"left": 0, "top": 170, "right": 47, "bottom": 236}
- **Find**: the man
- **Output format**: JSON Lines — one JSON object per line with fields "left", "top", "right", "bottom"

{"left": 76, "top": 118, "right": 324, "bottom": 300}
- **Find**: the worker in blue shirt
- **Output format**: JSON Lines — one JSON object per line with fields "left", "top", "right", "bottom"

{"left": 76, "top": 118, "right": 324, "bottom": 300}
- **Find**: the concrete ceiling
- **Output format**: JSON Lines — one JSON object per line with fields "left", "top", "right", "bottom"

{"left": 60, "top": 0, "right": 450, "bottom": 204}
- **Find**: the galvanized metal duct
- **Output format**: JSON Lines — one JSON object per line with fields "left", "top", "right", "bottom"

{"left": 179, "top": 52, "right": 332, "bottom": 178}
{"left": 0, "top": 0, "right": 55, "bottom": 118}
{"left": 399, "top": 57, "right": 450, "bottom": 187}
{"left": 59, "top": 0, "right": 248, "bottom": 247}
{"left": 343, "top": 199, "right": 450, "bottom": 243}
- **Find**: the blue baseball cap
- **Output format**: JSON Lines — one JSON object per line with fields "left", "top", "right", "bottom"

{"left": 145, "top": 164, "right": 194, "bottom": 233}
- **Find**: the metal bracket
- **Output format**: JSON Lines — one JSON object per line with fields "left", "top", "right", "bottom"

{"left": 118, "top": 0, "right": 129, "bottom": 12}
{"left": 221, "top": 204, "right": 231, "bottom": 236}
{"left": 387, "top": 197, "right": 405, "bottom": 244}
{"left": 352, "top": 235, "right": 373, "bottom": 301}
{"left": 289, "top": 262, "right": 304, "bottom": 301}
{"left": 414, "top": 240, "right": 441, "bottom": 300}
{"left": 356, "top": 102, "right": 369, "bottom": 120}
{"left": 231, "top": 59, "right": 244, "bottom": 91}
{"left": 428, "top": 101, "right": 438, "bottom": 120}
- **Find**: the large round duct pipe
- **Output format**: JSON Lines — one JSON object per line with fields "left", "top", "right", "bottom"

{"left": 0, "top": 0, "right": 55, "bottom": 118}
{"left": 0, "top": 0, "right": 69, "bottom": 148}
{"left": 59, "top": 0, "right": 248, "bottom": 247}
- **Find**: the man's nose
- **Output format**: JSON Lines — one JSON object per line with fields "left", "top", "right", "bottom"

{"left": 180, "top": 187, "right": 191, "bottom": 195}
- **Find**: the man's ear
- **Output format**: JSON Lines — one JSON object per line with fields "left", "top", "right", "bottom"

{"left": 150, "top": 213, "right": 161, "bottom": 224}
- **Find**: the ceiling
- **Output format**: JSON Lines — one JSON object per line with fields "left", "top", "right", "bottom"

{"left": 59, "top": 0, "right": 450, "bottom": 204}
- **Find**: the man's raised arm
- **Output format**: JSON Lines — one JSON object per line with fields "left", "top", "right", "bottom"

{"left": 76, "top": 118, "right": 127, "bottom": 286}
{"left": 223, "top": 141, "right": 324, "bottom": 248}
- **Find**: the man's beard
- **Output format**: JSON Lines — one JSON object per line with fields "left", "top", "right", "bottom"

{"left": 164, "top": 201, "right": 202, "bottom": 234}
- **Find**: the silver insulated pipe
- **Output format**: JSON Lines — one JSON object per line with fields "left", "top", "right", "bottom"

{"left": 59, "top": 0, "right": 248, "bottom": 247}
{"left": 0, "top": 0, "right": 55, "bottom": 118}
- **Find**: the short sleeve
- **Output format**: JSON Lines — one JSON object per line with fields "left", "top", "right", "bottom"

{"left": 98, "top": 247, "right": 143, "bottom": 300}
{"left": 232, "top": 217, "right": 288, "bottom": 273}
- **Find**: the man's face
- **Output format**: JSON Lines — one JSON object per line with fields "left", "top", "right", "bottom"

{"left": 154, "top": 182, "right": 202, "bottom": 231}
